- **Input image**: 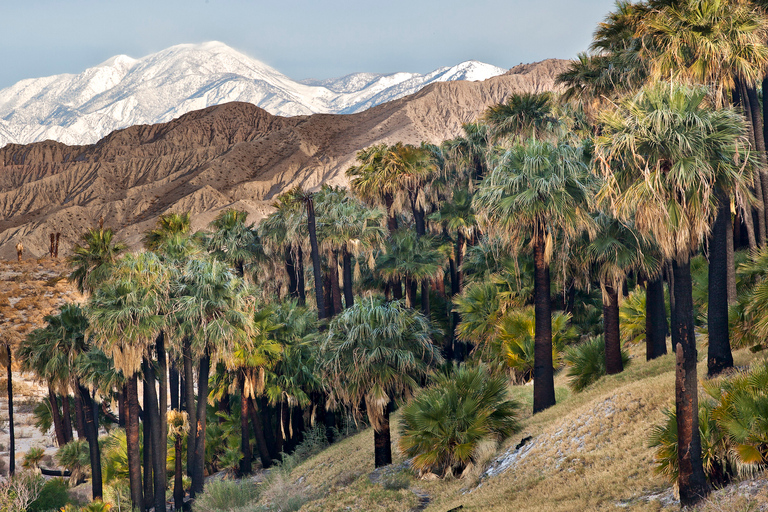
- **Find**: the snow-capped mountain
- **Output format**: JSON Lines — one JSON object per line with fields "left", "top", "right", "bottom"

{"left": 0, "top": 42, "right": 506, "bottom": 147}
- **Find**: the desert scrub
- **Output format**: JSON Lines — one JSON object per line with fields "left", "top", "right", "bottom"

{"left": 399, "top": 364, "right": 520, "bottom": 477}
{"left": 191, "top": 479, "right": 260, "bottom": 512}
{"left": 28, "top": 478, "right": 71, "bottom": 512}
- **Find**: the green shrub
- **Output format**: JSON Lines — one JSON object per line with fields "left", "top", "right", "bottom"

{"left": 191, "top": 479, "right": 259, "bottom": 512}
{"left": 564, "top": 335, "right": 631, "bottom": 392}
{"left": 399, "top": 364, "right": 520, "bottom": 477}
{"left": 56, "top": 439, "right": 90, "bottom": 484}
{"left": 28, "top": 477, "right": 69, "bottom": 512}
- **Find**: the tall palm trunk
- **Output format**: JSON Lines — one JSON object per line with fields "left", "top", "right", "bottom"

{"left": 532, "top": 230, "right": 556, "bottom": 413}
{"left": 143, "top": 354, "right": 166, "bottom": 512}
{"left": 143, "top": 374, "right": 154, "bottom": 508}
{"left": 62, "top": 393, "right": 74, "bottom": 442}
{"left": 603, "top": 283, "right": 623, "bottom": 375}
{"left": 708, "top": 194, "right": 734, "bottom": 376}
{"left": 169, "top": 359, "right": 180, "bottom": 411}
{"left": 183, "top": 338, "right": 196, "bottom": 479}
{"left": 306, "top": 197, "right": 326, "bottom": 320}
{"left": 671, "top": 259, "right": 710, "bottom": 506}
{"left": 48, "top": 387, "right": 67, "bottom": 447}
{"left": 286, "top": 247, "right": 299, "bottom": 300}
{"left": 77, "top": 382, "right": 102, "bottom": 500}
{"left": 156, "top": 333, "right": 168, "bottom": 508}
{"left": 739, "top": 80, "right": 766, "bottom": 245}
{"left": 126, "top": 374, "right": 144, "bottom": 511}
{"left": 191, "top": 351, "right": 210, "bottom": 496}
{"left": 372, "top": 405, "right": 392, "bottom": 468}
{"left": 74, "top": 391, "right": 86, "bottom": 439}
{"left": 7, "top": 346, "right": 14, "bottom": 476}
{"left": 238, "top": 374, "right": 252, "bottom": 475}
{"left": 297, "top": 246, "right": 306, "bottom": 305}
{"left": 247, "top": 397, "right": 272, "bottom": 469}
{"left": 421, "top": 281, "right": 430, "bottom": 318}
{"left": 744, "top": 85, "right": 768, "bottom": 233}
{"left": 726, "top": 218, "right": 737, "bottom": 304}
{"left": 342, "top": 247, "right": 354, "bottom": 308}
{"left": 645, "top": 275, "right": 668, "bottom": 360}
{"left": 174, "top": 433, "right": 184, "bottom": 512}
{"left": 330, "top": 250, "right": 343, "bottom": 315}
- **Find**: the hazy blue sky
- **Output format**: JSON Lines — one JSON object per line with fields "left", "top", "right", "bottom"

{"left": 2, "top": 0, "right": 616, "bottom": 88}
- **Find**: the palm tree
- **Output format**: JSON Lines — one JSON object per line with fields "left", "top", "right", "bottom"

{"left": 587, "top": 213, "right": 657, "bottom": 374}
{"left": 376, "top": 230, "right": 447, "bottom": 314}
{"left": 595, "top": 81, "right": 751, "bottom": 507}
{"left": 318, "top": 297, "right": 443, "bottom": 467}
{"left": 170, "top": 257, "right": 255, "bottom": 496}
{"left": 474, "top": 138, "right": 595, "bottom": 413}
{"left": 20, "top": 304, "right": 103, "bottom": 500}
{"left": 88, "top": 252, "right": 171, "bottom": 511}
{"left": 282, "top": 188, "right": 326, "bottom": 320}
{"left": 316, "top": 186, "right": 385, "bottom": 311}
{"left": 144, "top": 212, "right": 192, "bottom": 251}
{"left": 260, "top": 194, "right": 307, "bottom": 303}
{"left": 68, "top": 227, "right": 126, "bottom": 294}
{"left": 201, "top": 209, "right": 260, "bottom": 277}
{"left": 483, "top": 92, "right": 560, "bottom": 142}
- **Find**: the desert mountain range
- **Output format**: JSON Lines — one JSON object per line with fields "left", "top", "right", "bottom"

{"left": 0, "top": 58, "right": 569, "bottom": 260}
{"left": 0, "top": 42, "right": 506, "bottom": 147}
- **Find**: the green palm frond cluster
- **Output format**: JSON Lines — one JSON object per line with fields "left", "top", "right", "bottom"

{"left": 563, "top": 335, "right": 630, "bottom": 392}
{"left": 496, "top": 307, "right": 578, "bottom": 383}
{"left": 318, "top": 298, "right": 442, "bottom": 431}
{"left": 619, "top": 288, "right": 647, "bottom": 346}
{"left": 399, "top": 365, "right": 520, "bottom": 477}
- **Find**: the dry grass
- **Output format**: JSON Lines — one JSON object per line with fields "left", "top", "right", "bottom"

{"left": 279, "top": 346, "right": 768, "bottom": 512}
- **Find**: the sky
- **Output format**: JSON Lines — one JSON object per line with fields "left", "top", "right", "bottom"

{"left": 1, "top": 0, "right": 617, "bottom": 89}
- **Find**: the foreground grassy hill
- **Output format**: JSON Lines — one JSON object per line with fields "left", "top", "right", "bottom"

{"left": 266, "top": 346, "right": 768, "bottom": 512}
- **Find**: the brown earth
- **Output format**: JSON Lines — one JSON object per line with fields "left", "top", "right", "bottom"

{"left": 0, "top": 59, "right": 570, "bottom": 260}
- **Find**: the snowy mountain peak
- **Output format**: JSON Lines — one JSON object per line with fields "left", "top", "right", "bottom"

{"left": 0, "top": 42, "right": 508, "bottom": 147}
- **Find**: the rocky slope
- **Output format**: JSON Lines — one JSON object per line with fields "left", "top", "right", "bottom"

{"left": 0, "top": 58, "right": 570, "bottom": 260}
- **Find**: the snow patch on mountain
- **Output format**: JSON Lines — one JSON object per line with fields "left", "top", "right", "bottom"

{"left": 0, "top": 42, "right": 506, "bottom": 147}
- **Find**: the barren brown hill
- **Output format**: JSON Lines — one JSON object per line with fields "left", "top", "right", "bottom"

{"left": 0, "top": 58, "right": 570, "bottom": 260}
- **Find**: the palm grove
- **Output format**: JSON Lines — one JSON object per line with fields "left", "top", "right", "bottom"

{"left": 9, "top": 0, "right": 768, "bottom": 509}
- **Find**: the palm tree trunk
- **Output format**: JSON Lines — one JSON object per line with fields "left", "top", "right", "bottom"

{"left": 169, "top": 359, "right": 180, "bottom": 411}
{"left": 384, "top": 194, "right": 398, "bottom": 233}
{"left": 191, "top": 351, "right": 210, "bottom": 496}
{"left": 603, "top": 283, "right": 623, "bottom": 375}
{"left": 238, "top": 374, "right": 252, "bottom": 475}
{"left": 456, "top": 231, "right": 465, "bottom": 292}
{"left": 666, "top": 262, "right": 676, "bottom": 327}
{"left": 62, "top": 393, "right": 74, "bottom": 442}
{"left": 421, "top": 281, "right": 430, "bottom": 317}
{"left": 739, "top": 80, "right": 766, "bottom": 245}
{"left": 48, "top": 387, "right": 67, "bottom": 447}
{"left": 306, "top": 197, "right": 326, "bottom": 320}
{"left": 708, "top": 194, "right": 734, "bottom": 376}
{"left": 174, "top": 434, "right": 184, "bottom": 512}
{"left": 156, "top": 333, "right": 168, "bottom": 509}
{"left": 281, "top": 403, "right": 291, "bottom": 453}
{"left": 77, "top": 382, "right": 102, "bottom": 500}
{"left": 671, "top": 259, "right": 710, "bottom": 507}
{"left": 342, "top": 247, "right": 354, "bottom": 308}
{"left": 143, "top": 374, "right": 154, "bottom": 508}
{"left": 286, "top": 247, "right": 299, "bottom": 299}
{"left": 260, "top": 397, "right": 278, "bottom": 460}
{"left": 726, "top": 216, "right": 737, "bottom": 304}
{"left": 409, "top": 192, "right": 426, "bottom": 236}
{"left": 323, "top": 271, "right": 334, "bottom": 319}
{"left": 74, "top": 391, "right": 86, "bottom": 439}
{"left": 126, "top": 374, "right": 144, "bottom": 511}
{"left": 330, "top": 250, "right": 343, "bottom": 316}
{"left": 183, "top": 338, "right": 196, "bottom": 479}
{"left": 297, "top": 246, "right": 306, "bottom": 306}
{"left": 744, "top": 85, "right": 768, "bottom": 233}
{"left": 645, "top": 275, "right": 668, "bottom": 360}
{"left": 291, "top": 406, "right": 305, "bottom": 448}
{"left": 143, "top": 354, "right": 166, "bottom": 512}
{"left": 247, "top": 397, "right": 272, "bottom": 469}
{"left": 532, "top": 231, "right": 556, "bottom": 414}
{"left": 405, "top": 278, "right": 416, "bottom": 308}
{"left": 373, "top": 405, "right": 392, "bottom": 468}
{"left": 7, "top": 346, "right": 14, "bottom": 476}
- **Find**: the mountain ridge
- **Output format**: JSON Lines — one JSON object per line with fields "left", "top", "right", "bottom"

{"left": 0, "top": 42, "right": 507, "bottom": 147}
{"left": 0, "top": 57, "right": 570, "bottom": 261}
